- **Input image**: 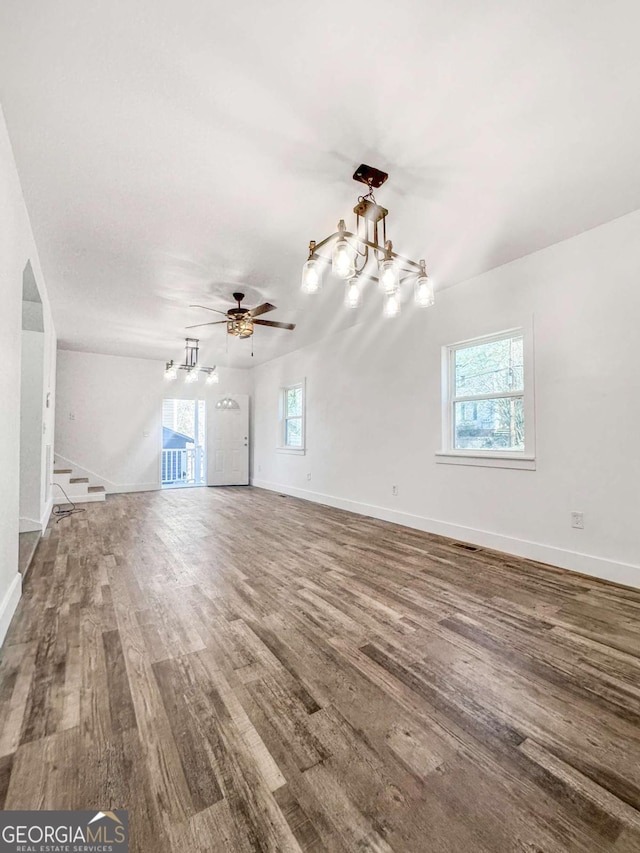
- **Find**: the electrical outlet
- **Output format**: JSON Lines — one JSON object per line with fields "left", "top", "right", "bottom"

{"left": 392, "top": 485, "right": 398, "bottom": 496}
{"left": 69, "top": 412, "right": 75, "bottom": 421}
{"left": 571, "top": 512, "right": 584, "bottom": 529}
{"left": 306, "top": 472, "right": 312, "bottom": 481}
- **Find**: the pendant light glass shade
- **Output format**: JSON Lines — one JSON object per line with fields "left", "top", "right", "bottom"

{"left": 378, "top": 258, "right": 399, "bottom": 294}
{"left": 205, "top": 370, "right": 219, "bottom": 385}
{"left": 164, "top": 361, "right": 178, "bottom": 381}
{"left": 301, "top": 257, "right": 321, "bottom": 293}
{"left": 185, "top": 367, "right": 199, "bottom": 383}
{"left": 415, "top": 274, "right": 434, "bottom": 307}
{"left": 345, "top": 277, "right": 361, "bottom": 308}
{"left": 383, "top": 292, "right": 401, "bottom": 318}
{"left": 333, "top": 237, "right": 355, "bottom": 279}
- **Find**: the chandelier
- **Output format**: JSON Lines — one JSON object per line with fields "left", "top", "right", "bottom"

{"left": 301, "top": 164, "right": 434, "bottom": 317}
{"left": 164, "top": 338, "right": 219, "bottom": 384}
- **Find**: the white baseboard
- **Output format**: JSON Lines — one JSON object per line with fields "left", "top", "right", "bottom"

{"left": 53, "top": 453, "right": 159, "bottom": 495}
{"left": 54, "top": 452, "right": 114, "bottom": 491}
{"left": 52, "top": 484, "right": 157, "bottom": 500}
{"left": 108, "top": 483, "right": 159, "bottom": 494}
{"left": 0, "top": 573, "right": 22, "bottom": 647}
{"left": 251, "top": 479, "right": 640, "bottom": 590}
{"left": 41, "top": 497, "right": 53, "bottom": 530}
{"left": 19, "top": 497, "right": 54, "bottom": 533}
{"left": 53, "top": 492, "right": 106, "bottom": 504}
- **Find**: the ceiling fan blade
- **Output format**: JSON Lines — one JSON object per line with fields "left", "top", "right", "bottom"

{"left": 185, "top": 320, "right": 228, "bottom": 329}
{"left": 248, "top": 302, "right": 277, "bottom": 318}
{"left": 189, "top": 304, "right": 228, "bottom": 316}
{"left": 253, "top": 319, "right": 296, "bottom": 330}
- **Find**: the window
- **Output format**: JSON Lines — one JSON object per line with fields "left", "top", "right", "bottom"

{"left": 279, "top": 381, "right": 305, "bottom": 452}
{"left": 438, "top": 327, "right": 535, "bottom": 469}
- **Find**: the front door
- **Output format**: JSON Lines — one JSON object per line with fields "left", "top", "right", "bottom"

{"left": 207, "top": 394, "right": 249, "bottom": 485}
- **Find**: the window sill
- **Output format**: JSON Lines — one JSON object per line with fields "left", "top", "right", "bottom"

{"left": 435, "top": 451, "right": 536, "bottom": 470}
{"left": 277, "top": 447, "right": 306, "bottom": 456}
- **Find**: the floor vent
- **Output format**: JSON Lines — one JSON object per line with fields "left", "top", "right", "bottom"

{"left": 451, "top": 541, "right": 482, "bottom": 552}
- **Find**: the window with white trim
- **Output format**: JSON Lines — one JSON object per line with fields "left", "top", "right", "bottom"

{"left": 440, "top": 328, "right": 535, "bottom": 466}
{"left": 280, "top": 382, "right": 305, "bottom": 451}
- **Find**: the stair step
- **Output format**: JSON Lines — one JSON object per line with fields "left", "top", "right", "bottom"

{"left": 54, "top": 469, "right": 72, "bottom": 474}
{"left": 88, "top": 486, "right": 105, "bottom": 493}
{"left": 70, "top": 477, "right": 89, "bottom": 483}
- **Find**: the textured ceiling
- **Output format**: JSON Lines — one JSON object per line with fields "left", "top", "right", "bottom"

{"left": 1, "top": 0, "right": 640, "bottom": 367}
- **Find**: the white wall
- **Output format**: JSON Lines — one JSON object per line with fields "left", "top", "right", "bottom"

{"left": 55, "top": 349, "right": 252, "bottom": 492}
{"left": 252, "top": 209, "right": 640, "bottom": 589}
{"left": 0, "top": 106, "right": 57, "bottom": 644}
{"left": 19, "top": 330, "right": 45, "bottom": 528}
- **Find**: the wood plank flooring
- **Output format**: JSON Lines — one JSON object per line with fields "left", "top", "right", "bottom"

{"left": 1, "top": 487, "right": 640, "bottom": 851}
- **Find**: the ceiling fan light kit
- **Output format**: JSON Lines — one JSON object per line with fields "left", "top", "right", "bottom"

{"left": 228, "top": 317, "right": 254, "bottom": 338}
{"left": 301, "top": 164, "right": 435, "bottom": 316}
{"left": 164, "top": 337, "right": 219, "bottom": 384}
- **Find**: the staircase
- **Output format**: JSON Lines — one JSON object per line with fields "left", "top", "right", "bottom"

{"left": 52, "top": 466, "right": 106, "bottom": 504}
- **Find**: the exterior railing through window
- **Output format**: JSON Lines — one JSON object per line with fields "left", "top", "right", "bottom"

{"left": 161, "top": 447, "right": 205, "bottom": 486}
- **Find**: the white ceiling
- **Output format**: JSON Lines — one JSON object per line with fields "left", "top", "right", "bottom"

{"left": 1, "top": 0, "right": 640, "bottom": 367}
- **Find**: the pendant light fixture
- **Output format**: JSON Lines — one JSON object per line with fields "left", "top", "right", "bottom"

{"left": 301, "top": 164, "right": 434, "bottom": 316}
{"left": 164, "top": 338, "right": 219, "bottom": 384}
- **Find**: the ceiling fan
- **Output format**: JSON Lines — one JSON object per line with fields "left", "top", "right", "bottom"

{"left": 186, "top": 292, "right": 296, "bottom": 339}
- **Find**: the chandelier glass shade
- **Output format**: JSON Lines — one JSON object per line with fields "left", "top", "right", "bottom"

{"left": 332, "top": 235, "right": 356, "bottom": 280}
{"left": 345, "top": 277, "right": 361, "bottom": 309}
{"left": 301, "top": 257, "right": 321, "bottom": 294}
{"left": 415, "top": 271, "right": 435, "bottom": 307}
{"left": 383, "top": 291, "right": 401, "bottom": 318}
{"left": 301, "top": 164, "right": 435, "bottom": 317}
{"left": 378, "top": 258, "right": 400, "bottom": 294}
{"left": 164, "top": 338, "right": 219, "bottom": 384}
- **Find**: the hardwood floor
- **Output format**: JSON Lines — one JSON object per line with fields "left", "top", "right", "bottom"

{"left": 1, "top": 487, "right": 640, "bottom": 852}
